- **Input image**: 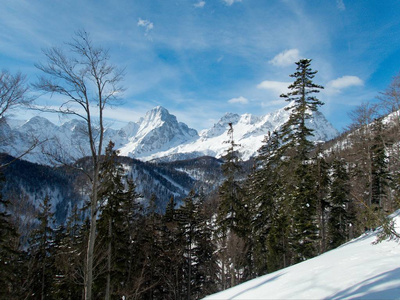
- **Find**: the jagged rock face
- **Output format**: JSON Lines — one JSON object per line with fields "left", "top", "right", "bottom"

{"left": 143, "top": 103, "right": 339, "bottom": 161}
{"left": 0, "top": 104, "right": 338, "bottom": 164}
{"left": 118, "top": 106, "right": 199, "bottom": 157}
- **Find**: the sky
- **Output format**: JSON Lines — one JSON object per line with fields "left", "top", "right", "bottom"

{"left": 1, "top": 0, "right": 400, "bottom": 132}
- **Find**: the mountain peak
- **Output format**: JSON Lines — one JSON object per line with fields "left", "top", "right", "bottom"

{"left": 0, "top": 104, "right": 338, "bottom": 163}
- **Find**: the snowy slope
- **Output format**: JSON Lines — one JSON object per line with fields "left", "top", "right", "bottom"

{"left": 204, "top": 212, "right": 400, "bottom": 300}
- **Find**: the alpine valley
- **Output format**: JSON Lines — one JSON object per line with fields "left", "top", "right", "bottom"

{"left": 0, "top": 104, "right": 338, "bottom": 224}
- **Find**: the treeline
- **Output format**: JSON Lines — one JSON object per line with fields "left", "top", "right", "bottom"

{"left": 213, "top": 60, "right": 400, "bottom": 286}
{"left": 1, "top": 59, "right": 400, "bottom": 299}
{"left": 0, "top": 142, "right": 219, "bottom": 299}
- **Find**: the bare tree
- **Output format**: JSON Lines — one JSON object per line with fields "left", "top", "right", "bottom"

{"left": 34, "top": 30, "right": 125, "bottom": 300}
{"left": 0, "top": 70, "right": 31, "bottom": 119}
{"left": 0, "top": 70, "right": 38, "bottom": 168}
{"left": 378, "top": 72, "right": 400, "bottom": 116}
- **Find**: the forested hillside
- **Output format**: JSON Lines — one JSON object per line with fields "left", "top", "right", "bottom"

{"left": 1, "top": 58, "right": 400, "bottom": 299}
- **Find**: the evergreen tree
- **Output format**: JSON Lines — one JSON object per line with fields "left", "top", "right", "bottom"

{"left": 370, "top": 118, "right": 390, "bottom": 209}
{"left": 217, "top": 123, "right": 252, "bottom": 286}
{"left": 248, "top": 131, "right": 288, "bottom": 273}
{"left": 141, "top": 194, "right": 164, "bottom": 300}
{"left": 159, "top": 196, "right": 182, "bottom": 300}
{"left": 177, "top": 190, "right": 218, "bottom": 299}
{"left": 52, "top": 204, "right": 85, "bottom": 300}
{"left": 279, "top": 59, "right": 324, "bottom": 160}
{"left": 278, "top": 58, "right": 324, "bottom": 263}
{"left": 327, "top": 158, "right": 352, "bottom": 250}
{"left": 312, "top": 145, "right": 331, "bottom": 253}
{"left": 27, "top": 195, "right": 57, "bottom": 299}
{"left": 0, "top": 174, "right": 24, "bottom": 299}
{"left": 96, "top": 141, "right": 143, "bottom": 299}
{"left": 217, "top": 123, "right": 245, "bottom": 235}
{"left": 118, "top": 179, "right": 145, "bottom": 299}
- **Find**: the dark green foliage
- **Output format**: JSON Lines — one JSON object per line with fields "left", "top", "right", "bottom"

{"left": 278, "top": 59, "right": 324, "bottom": 262}
{"left": 95, "top": 141, "right": 144, "bottom": 299}
{"left": 327, "top": 158, "right": 352, "bottom": 250}
{"left": 4, "top": 59, "right": 400, "bottom": 299}
{"left": 217, "top": 124, "right": 254, "bottom": 286}
{"left": 0, "top": 174, "right": 25, "bottom": 299}
{"left": 176, "top": 190, "right": 218, "bottom": 299}
{"left": 27, "top": 195, "right": 57, "bottom": 299}
{"left": 279, "top": 58, "right": 324, "bottom": 160}
{"left": 248, "top": 131, "right": 288, "bottom": 273}
{"left": 370, "top": 118, "right": 390, "bottom": 208}
{"left": 313, "top": 146, "right": 331, "bottom": 253}
{"left": 52, "top": 205, "right": 85, "bottom": 300}
{"left": 248, "top": 59, "right": 325, "bottom": 272}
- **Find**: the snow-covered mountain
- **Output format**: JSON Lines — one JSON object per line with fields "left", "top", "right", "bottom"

{"left": 146, "top": 104, "right": 338, "bottom": 161}
{"left": 118, "top": 106, "right": 198, "bottom": 157}
{"left": 204, "top": 211, "right": 400, "bottom": 299}
{"left": 0, "top": 104, "right": 338, "bottom": 164}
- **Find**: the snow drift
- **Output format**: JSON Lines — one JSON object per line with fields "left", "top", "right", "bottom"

{"left": 204, "top": 212, "right": 400, "bottom": 299}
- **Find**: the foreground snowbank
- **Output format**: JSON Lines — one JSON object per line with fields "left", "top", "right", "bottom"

{"left": 204, "top": 212, "right": 400, "bottom": 299}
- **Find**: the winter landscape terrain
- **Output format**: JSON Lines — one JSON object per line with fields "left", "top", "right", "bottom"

{"left": 1, "top": 104, "right": 338, "bottom": 164}
{"left": 204, "top": 211, "right": 400, "bottom": 300}
{"left": 2, "top": 2, "right": 400, "bottom": 299}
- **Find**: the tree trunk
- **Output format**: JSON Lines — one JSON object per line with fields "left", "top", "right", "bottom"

{"left": 85, "top": 168, "right": 99, "bottom": 300}
{"left": 105, "top": 218, "right": 112, "bottom": 300}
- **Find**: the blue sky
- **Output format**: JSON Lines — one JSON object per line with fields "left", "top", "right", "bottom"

{"left": 1, "top": 0, "right": 400, "bottom": 132}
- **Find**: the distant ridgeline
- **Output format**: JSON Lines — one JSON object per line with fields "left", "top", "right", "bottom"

{"left": 0, "top": 104, "right": 338, "bottom": 165}
{"left": 0, "top": 153, "right": 225, "bottom": 226}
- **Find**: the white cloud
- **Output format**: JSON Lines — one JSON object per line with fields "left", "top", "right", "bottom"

{"left": 137, "top": 18, "right": 154, "bottom": 35}
{"left": 194, "top": 1, "right": 206, "bottom": 8}
{"left": 269, "top": 49, "right": 301, "bottom": 67}
{"left": 228, "top": 96, "right": 249, "bottom": 104}
{"left": 222, "top": 0, "right": 242, "bottom": 6}
{"left": 336, "top": 0, "right": 346, "bottom": 11}
{"left": 326, "top": 75, "right": 364, "bottom": 95}
{"left": 257, "top": 80, "right": 290, "bottom": 96}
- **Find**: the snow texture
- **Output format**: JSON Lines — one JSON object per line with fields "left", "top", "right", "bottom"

{"left": 204, "top": 212, "right": 400, "bottom": 300}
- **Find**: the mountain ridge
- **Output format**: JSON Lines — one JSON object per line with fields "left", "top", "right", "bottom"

{"left": 1, "top": 104, "right": 339, "bottom": 164}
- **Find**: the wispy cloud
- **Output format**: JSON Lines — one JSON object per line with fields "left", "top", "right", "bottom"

{"left": 137, "top": 18, "right": 154, "bottom": 36}
{"left": 228, "top": 96, "right": 249, "bottom": 104}
{"left": 222, "top": 0, "right": 242, "bottom": 6}
{"left": 194, "top": 1, "right": 206, "bottom": 8}
{"left": 325, "top": 75, "right": 364, "bottom": 95}
{"left": 269, "top": 49, "right": 301, "bottom": 67}
{"left": 336, "top": 0, "right": 345, "bottom": 11}
{"left": 257, "top": 80, "right": 290, "bottom": 96}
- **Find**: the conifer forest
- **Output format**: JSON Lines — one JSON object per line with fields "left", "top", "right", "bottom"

{"left": 1, "top": 33, "right": 400, "bottom": 299}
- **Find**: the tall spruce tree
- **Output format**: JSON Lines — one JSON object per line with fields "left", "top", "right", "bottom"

{"left": 278, "top": 58, "right": 324, "bottom": 263}
{"left": 217, "top": 123, "right": 245, "bottom": 235}
{"left": 96, "top": 141, "right": 143, "bottom": 299}
{"left": 248, "top": 131, "right": 288, "bottom": 273}
{"left": 279, "top": 59, "right": 324, "bottom": 159}
{"left": 217, "top": 123, "right": 251, "bottom": 286}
